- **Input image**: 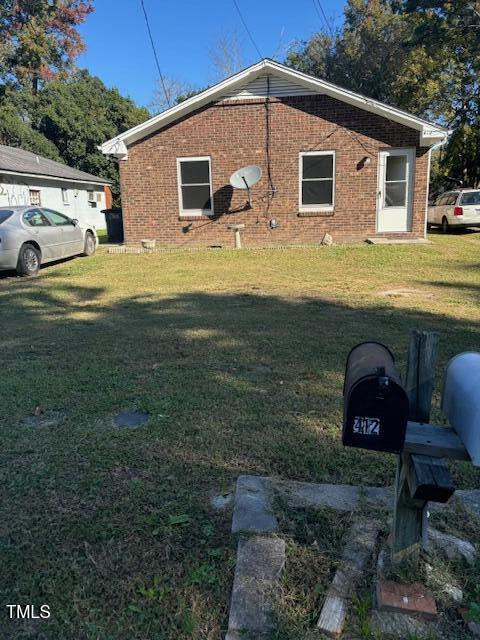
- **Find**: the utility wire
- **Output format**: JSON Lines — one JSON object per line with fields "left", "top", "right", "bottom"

{"left": 232, "top": 0, "right": 263, "bottom": 59}
{"left": 313, "top": 0, "right": 334, "bottom": 38}
{"left": 140, "top": 0, "right": 171, "bottom": 108}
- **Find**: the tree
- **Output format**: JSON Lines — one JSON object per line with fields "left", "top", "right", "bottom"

{"left": 149, "top": 75, "right": 201, "bottom": 114}
{"left": 0, "top": 71, "right": 149, "bottom": 204}
{"left": 402, "top": 0, "right": 480, "bottom": 188}
{"left": 209, "top": 31, "right": 245, "bottom": 81}
{"left": 0, "top": 0, "right": 93, "bottom": 90}
{"left": 286, "top": 0, "right": 480, "bottom": 189}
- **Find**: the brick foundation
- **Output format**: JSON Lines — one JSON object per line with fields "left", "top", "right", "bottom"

{"left": 119, "top": 94, "right": 429, "bottom": 247}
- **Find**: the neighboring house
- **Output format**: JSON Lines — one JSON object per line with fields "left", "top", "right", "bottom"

{"left": 101, "top": 59, "right": 449, "bottom": 247}
{"left": 0, "top": 145, "right": 112, "bottom": 230}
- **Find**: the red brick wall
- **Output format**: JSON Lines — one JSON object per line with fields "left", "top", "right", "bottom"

{"left": 119, "top": 94, "right": 430, "bottom": 247}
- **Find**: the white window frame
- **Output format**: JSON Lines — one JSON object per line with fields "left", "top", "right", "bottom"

{"left": 176, "top": 156, "right": 214, "bottom": 217}
{"left": 299, "top": 151, "right": 335, "bottom": 212}
{"left": 87, "top": 190, "right": 95, "bottom": 202}
{"left": 62, "top": 188, "right": 70, "bottom": 205}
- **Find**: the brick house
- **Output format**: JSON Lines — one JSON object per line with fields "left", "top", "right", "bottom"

{"left": 100, "top": 59, "right": 448, "bottom": 247}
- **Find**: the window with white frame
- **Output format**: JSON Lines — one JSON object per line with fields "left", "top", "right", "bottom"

{"left": 299, "top": 151, "right": 335, "bottom": 211}
{"left": 177, "top": 157, "right": 213, "bottom": 216}
{"left": 62, "top": 188, "right": 69, "bottom": 204}
{"left": 29, "top": 189, "right": 41, "bottom": 206}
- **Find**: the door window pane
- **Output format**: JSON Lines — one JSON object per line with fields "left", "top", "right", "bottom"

{"left": 385, "top": 182, "right": 406, "bottom": 207}
{"left": 44, "top": 209, "right": 72, "bottom": 226}
{"left": 386, "top": 156, "right": 406, "bottom": 181}
{"left": 461, "top": 192, "right": 480, "bottom": 205}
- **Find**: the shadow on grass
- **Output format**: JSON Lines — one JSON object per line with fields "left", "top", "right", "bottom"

{"left": 1, "top": 281, "right": 480, "bottom": 639}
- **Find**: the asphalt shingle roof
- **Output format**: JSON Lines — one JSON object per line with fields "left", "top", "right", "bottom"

{"left": 0, "top": 144, "right": 111, "bottom": 184}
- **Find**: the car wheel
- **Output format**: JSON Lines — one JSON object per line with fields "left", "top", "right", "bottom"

{"left": 441, "top": 217, "right": 449, "bottom": 234}
{"left": 83, "top": 232, "right": 96, "bottom": 256}
{"left": 16, "top": 243, "right": 41, "bottom": 276}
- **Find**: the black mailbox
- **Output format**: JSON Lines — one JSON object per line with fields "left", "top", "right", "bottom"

{"left": 343, "top": 342, "right": 409, "bottom": 453}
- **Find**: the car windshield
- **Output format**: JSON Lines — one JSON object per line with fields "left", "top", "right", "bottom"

{"left": 461, "top": 192, "right": 480, "bottom": 206}
{"left": 0, "top": 210, "right": 13, "bottom": 224}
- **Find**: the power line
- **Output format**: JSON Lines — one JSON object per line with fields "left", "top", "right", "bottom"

{"left": 232, "top": 0, "right": 263, "bottom": 60}
{"left": 312, "top": 0, "right": 334, "bottom": 38}
{"left": 140, "top": 0, "right": 171, "bottom": 108}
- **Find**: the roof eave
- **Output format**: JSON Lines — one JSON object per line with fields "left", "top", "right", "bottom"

{"left": 0, "top": 168, "right": 112, "bottom": 186}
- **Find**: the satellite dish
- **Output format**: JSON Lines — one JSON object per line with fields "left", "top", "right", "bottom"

{"left": 230, "top": 165, "right": 262, "bottom": 208}
{"left": 230, "top": 165, "right": 262, "bottom": 189}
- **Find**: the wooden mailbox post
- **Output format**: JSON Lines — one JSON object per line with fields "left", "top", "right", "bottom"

{"left": 392, "top": 330, "right": 470, "bottom": 564}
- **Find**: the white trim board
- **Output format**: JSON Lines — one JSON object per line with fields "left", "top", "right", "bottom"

{"left": 100, "top": 59, "right": 449, "bottom": 160}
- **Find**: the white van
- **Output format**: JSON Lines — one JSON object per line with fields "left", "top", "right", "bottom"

{"left": 428, "top": 189, "right": 480, "bottom": 233}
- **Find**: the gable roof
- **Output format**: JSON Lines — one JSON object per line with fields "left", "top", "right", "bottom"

{"left": 0, "top": 144, "right": 111, "bottom": 185}
{"left": 100, "top": 59, "right": 449, "bottom": 159}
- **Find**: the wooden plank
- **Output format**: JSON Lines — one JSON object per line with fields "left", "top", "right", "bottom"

{"left": 406, "top": 454, "right": 455, "bottom": 503}
{"left": 393, "top": 331, "right": 439, "bottom": 565}
{"left": 405, "top": 330, "right": 439, "bottom": 423}
{"left": 317, "top": 520, "right": 379, "bottom": 637}
{"left": 404, "top": 421, "right": 470, "bottom": 461}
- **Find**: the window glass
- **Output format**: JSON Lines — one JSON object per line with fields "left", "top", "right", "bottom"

{"left": 386, "top": 156, "right": 406, "bottom": 181}
{"left": 29, "top": 190, "right": 41, "bottom": 206}
{"left": 436, "top": 195, "right": 447, "bottom": 206}
{"left": 385, "top": 183, "right": 407, "bottom": 207}
{"left": 0, "top": 210, "right": 13, "bottom": 224}
{"left": 44, "top": 208, "right": 72, "bottom": 226}
{"left": 300, "top": 153, "right": 335, "bottom": 208}
{"left": 445, "top": 193, "right": 458, "bottom": 205}
{"left": 384, "top": 155, "right": 407, "bottom": 207}
{"left": 181, "top": 161, "right": 210, "bottom": 185}
{"left": 302, "top": 155, "right": 333, "bottom": 180}
{"left": 178, "top": 158, "right": 212, "bottom": 213}
{"left": 23, "top": 209, "right": 50, "bottom": 227}
{"left": 302, "top": 181, "right": 333, "bottom": 206}
{"left": 460, "top": 192, "right": 480, "bottom": 205}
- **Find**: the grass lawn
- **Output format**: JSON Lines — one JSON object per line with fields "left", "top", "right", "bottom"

{"left": 1, "top": 231, "right": 480, "bottom": 639}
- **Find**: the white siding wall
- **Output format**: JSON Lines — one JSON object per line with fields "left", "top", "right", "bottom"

{"left": 221, "top": 75, "right": 319, "bottom": 100}
{"left": 0, "top": 174, "right": 107, "bottom": 229}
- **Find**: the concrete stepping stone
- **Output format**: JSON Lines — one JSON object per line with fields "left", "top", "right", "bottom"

{"left": 226, "top": 535, "right": 285, "bottom": 640}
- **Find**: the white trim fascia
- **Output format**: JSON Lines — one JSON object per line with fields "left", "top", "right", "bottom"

{"left": 298, "top": 150, "right": 335, "bottom": 212}
{"left": 100, "top": 59, "right": 449, "bottom": 154}
{"left": 176, "top": 156, "right": 214, "bottom": 217}
{"left": 0, "top": 169, "right": 110, "bottom": 186}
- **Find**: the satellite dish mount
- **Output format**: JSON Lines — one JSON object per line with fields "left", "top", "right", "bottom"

{"left": 229, "top": 165, "right": 262, "bottom": 209}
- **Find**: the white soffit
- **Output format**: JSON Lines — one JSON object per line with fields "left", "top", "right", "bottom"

{"left": 100, "top": 59, "right": 449, "bottom": 159}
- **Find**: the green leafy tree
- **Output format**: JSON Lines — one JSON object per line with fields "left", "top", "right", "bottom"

{"left": 34, "top": 70, "right": 150, "bottom": 202}
{"left": 0, "top": 71, "right": 149, "bottom": 204}
{"left": 287, "top": 0, "right": 480, "bottom": 189}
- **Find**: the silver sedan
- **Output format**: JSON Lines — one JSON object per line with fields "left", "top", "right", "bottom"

{"left": 0, "top": 206, "right": 98, "bottom": 276}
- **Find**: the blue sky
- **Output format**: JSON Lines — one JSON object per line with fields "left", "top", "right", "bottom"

{"left": 77, "top": 0, "right": 344, "bottom": 109}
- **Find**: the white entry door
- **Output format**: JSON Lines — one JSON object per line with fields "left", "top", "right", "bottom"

{"left": 377, "top": 148, "right": 414, "bottom": 232}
